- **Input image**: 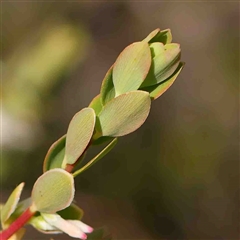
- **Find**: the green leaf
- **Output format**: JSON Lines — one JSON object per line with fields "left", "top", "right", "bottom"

{"left": 57, "top": 203, "right": 84, "bottom": 220}
{"left": 31, "top": 169, "right": 75, "bottom": 213}
{"left": 141, "top": 43, "right": 181, "bottom": 87}
{"left": 73, "top": 138, "right": 117, "bottom": 177}
{"left": 97, "top": 91, "right": 151, "bottom": 137}
{"left": 43, "top": 135, "right": 66, "bottom": 172}
{"left": 113, "top": 42, "right": 151, "bottom": 95}
{"left": 1, "top": 182, "right": 25, "bottom": 223}
{"left": 100, "top": 66, "right": 116, "bottom": 105}
{"left": 89, "top": 94, "right": 103, "bottom": 115}
{"left": 141, "top": 62, "right": 184, "bottom": 100}
{"left": 142, "top": 28, "right": 160, "bottom": 43}
{"left": 62, "top": 108, "right": 96, "bottom": 168}
{"left": 148, "top": 29, "right": 172, "bottom": 44}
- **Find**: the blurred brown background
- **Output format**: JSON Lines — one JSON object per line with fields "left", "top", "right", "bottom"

{"left": 1, "top": 2, "right": 239, "bottom": 240}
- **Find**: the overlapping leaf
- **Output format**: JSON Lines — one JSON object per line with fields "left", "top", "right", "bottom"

{"left": 144, "top": 28, "right": 172, "bottom": 44}
{"left": 113, "top": 42, "right": 151, "bottom": 95}
{"left": 141, "top": 62, "right": 184, "bottom": 99}
{"left": 141, "top": 43, "right": 181, "bottom": 87}
{"left": 62, "top": 108, "right": 95, "bottom": 168}
{"left": 97, "top": 91, "right": 151, "bottom": 137}
{"left": 149, "top": 42, "right": 165, "bottom": 58}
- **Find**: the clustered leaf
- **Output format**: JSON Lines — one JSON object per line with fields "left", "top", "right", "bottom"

{"left": 42, "top": 28, "right": 184, "bottom": 174}
{"left": 141, "top": 62, "right": 185, "bottom": 100}
{"left": 0, "top": 28, "right": 184, "bottom": 240}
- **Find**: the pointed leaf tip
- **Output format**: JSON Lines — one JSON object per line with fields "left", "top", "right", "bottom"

{"left": 1, "top": 182, "right": 25, "bottom": 223}
{"left": 142, "top": 28, "right": 160, "bottom": 42}
{"left": 148, "top": 28, "right": 172, "bottom": 44}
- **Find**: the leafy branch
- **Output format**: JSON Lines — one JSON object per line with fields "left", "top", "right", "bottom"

{"left": 0, "top": 28, "right": 184, "bottom": 240}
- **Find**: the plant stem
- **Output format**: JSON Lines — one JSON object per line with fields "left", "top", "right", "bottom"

{"left": 73, "top": 138, "right": 117, "bottom": 177}
{"left": 0, "top": 207, "right": 35, "bottom": 240}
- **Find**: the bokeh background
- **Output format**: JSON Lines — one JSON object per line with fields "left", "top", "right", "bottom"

{"left": 1, "top": 2, "right": 239, "bottom": 239}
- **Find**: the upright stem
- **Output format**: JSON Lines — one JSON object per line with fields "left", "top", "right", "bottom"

{"left": 0, "top": 207, "right": 35, "bottom": 240}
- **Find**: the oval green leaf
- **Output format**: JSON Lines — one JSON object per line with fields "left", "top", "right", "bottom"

{"left": 97, "top": 91, "right": 151, "bottom": 137}
{"left": 100, "top": 66, "right": 116, "bottom": 106}
{"left": 141, "top": 62, "right": 184, "bottom": 100}
{"left": 62, "top": 108, "right": 95, "bottom": 168}
{"left": 43, "top": 135, "right": 66, "bottom": 172}
{"left": 141, "top": 43, "right": 181, "bottom": 87}
{"left": 1, "top": 182, "right": 25, "bottom": 223}
{"left": 31, "top": 169, "right": 75, "bottom": 213}
{"left": 113, "top": 42, "right": 151, "bottom": 95}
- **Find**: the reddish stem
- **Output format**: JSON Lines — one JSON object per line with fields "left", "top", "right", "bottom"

{"left": 0, "top": 207, "right": 35, "bottom": 240}
{"left": 65, "top": 164, "right": 74, "bottom": 173}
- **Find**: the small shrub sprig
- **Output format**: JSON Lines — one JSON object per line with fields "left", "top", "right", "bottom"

{"left": 0, "top": 28, "right": 184, "bottom": 240}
